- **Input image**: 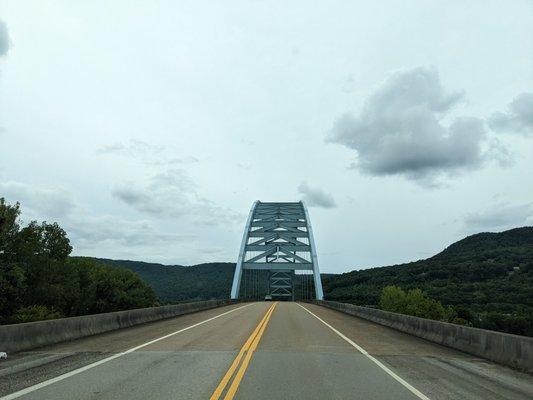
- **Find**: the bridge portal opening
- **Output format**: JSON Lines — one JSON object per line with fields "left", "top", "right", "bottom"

{"left": 230, "top": 201, "right": 324, "bottom": 301}
{"left": 237, "top": 270, "right": 318, "bottom": 301}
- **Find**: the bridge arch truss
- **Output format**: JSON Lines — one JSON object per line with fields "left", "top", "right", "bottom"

{"left": 230, "top": 201, "right": 324, "bottom": 300}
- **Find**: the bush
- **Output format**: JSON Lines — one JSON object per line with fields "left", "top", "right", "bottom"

{"left": 380, "top": 285, "right": 456, "bottom": 322}
{"left": 379, "top": 285, "right": 407, "bottom": 313}
{"left": 13, "top": 305, "right": 63, "bottom": 323}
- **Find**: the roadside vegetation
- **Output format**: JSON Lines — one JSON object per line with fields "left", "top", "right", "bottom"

{"left": 0, "top": 198, "right": 157, "bottom": 324}
{"left": 379, "top": 285, "right": 469, "bottom": 325}
{"left": 323, "top": 227, "right": 533, "bottom": 337}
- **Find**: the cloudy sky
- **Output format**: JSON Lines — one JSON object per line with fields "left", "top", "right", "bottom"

{"left": 1, "top": 1, "right": 532, "bottom": 272}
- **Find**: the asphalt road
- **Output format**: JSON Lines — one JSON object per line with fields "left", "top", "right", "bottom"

{"left": 1, "top": 302, "right": 532, "bottom": 399}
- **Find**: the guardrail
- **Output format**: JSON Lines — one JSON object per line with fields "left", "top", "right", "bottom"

{"left": 0, "top": 299, "right": 237, "bottom": 354}
{"left": 314, "top": 300, "right": 533, "bottom": 372}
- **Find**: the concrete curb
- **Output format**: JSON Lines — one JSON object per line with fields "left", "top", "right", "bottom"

{"left": 0, "top": 299, "right": 237, "bottom": 354}
{"left": 313, "top": 300, "right": 533, "bottom": 372}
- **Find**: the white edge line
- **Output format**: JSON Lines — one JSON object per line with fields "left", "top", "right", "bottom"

{"left": 1, "top": 303, "right": 253, "bottom": 400}
{"left": 297, "top": 303, "right": 431, "bottom": 400}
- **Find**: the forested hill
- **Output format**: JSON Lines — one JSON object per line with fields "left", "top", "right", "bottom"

{"left": 92, "top": 259, "right": 337, "bottom": 303}
{"left": 323, "top": 227, "right": 533, "bottom": 335}
{"left": 434, "top": 227, "right": 533, "bottom": 259}
{"left": 92, "top": 226, "right": 533, "bottom": 335}
{"left": 93, "top": 259, "right": 235, "bottom": 303}
{"left": 95, "top": 227, "right": 533, "bottom": 309}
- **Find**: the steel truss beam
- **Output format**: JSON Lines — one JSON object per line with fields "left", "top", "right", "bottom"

{"left": 230, "top": 201, "right": 324, "bottom": 300}
{"left": 269, "top": 271, "right": 293, "bottom": 298}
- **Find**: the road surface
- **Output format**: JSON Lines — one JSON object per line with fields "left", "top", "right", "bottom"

{"left": 1, "top": 302, "right": 532, "bottom": 399}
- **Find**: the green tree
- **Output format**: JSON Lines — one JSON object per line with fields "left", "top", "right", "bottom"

{"left": 0, "top": 199, "right": 26, "bottom": 323}
{"left": 380, "top": 285, "right": 456, "bottom": 322}
{"left": 403, "top": 288, "right": 452, "bottom": 321}
{"left": 13, "top": 305, "right": 63, "bottom": 323}
{"left": 379, "top": 285, "right": 407, "bottom": 313}
{"left": 0, "top": 198, "right": 157, "bottom": 324}
{"left": 67, "top": 258, "right": 157, "bottom": 314}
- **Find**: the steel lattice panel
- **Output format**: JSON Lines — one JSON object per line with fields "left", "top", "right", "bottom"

{"left": 231, "top": 201, "right": 324, "bottom": 300}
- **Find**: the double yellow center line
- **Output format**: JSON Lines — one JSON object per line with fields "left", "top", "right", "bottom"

{"left": 210, "top": 302, "right": 278, "bottom": 400}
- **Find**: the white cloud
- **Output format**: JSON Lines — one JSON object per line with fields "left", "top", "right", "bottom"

{"left": 328, "top": 67, "right": 497, "bottom": 183}
{"left": 0, "top": 181, "right": 75, "bottom": 218}
{"left": 489, "top": 92, "right": 533, "bottom": 136}
{"left": 96, "top": 139, "right": 164, "bottom": 158}
{"left": 112, "top": 187, "right": 170, "bottom": 216}
{"left": 147, "top": 156, "right": 199, "bottom": 166}
{"left": 112, "top": 169, "right": 194, "bottom": 218}
{"left": 0, "top": 20, "right": 9, "bottom": 57}
{"left": 298, "top": 181, "right": 336, "bottom": 209}
{"left": 0, "top": 180, "right": 197, "bottom": 261}
{"left": 112, "top": 169, "right": 241, "bottom": 225}
{"left": 97, "top": 140, "right": 199, "bottom": 166}
{"left": 464, "top": 202, "right": 533, "bottom": 231}
{"left": 65, "top": 213, "right": 193, "bottom": 248}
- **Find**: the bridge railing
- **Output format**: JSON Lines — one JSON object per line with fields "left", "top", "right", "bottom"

{"left": 313, "top": 300, "right": 533, "bottom": 372}
{"left": 0, "top": 299, "right": 237, "bottom": 354}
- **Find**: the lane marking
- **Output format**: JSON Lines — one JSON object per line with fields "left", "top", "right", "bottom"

{"left": 296, "top": 303, "right": 431, "bottom": 400}
{"left": 223, "top": 302, "right": 276, "bottom": 400}
{"left": 1, "top": 303, "right": 253, "bottom": 400}
{"left": 210, "top": 302, "right": 277, "bottom": 400}
{"left": 210, "top": 303, "right": 275, "bottom": 400}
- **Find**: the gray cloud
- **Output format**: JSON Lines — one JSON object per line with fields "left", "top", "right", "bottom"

{"left": 0, "top": 180, "right": 196, "bottom": 259}
{"left": 112, "top": 169, "right": 241, "bottom": 224}
{"left": 149, "top": 169, "right": 195, "bottom": 191}
{"left": 464, "top": 202, "right": 533, "bottom": 231}
{"left": 96, "top": 139, "right": 164, "bottom": 157}
{"left": 489, "top": 93, "right": 533, "bottom": 136}
{"left": 147, "top": 156, "right": 199, "bottom": 166}
{"left": 96, "top": 143, "right": 126, "bottom": 154}
{"left": 328, "top": 67, "right": 494, "bottom": 182}
{"left": 342, "top": 74, "right": 356, "bottom": 94}
{"left": 0, "top": 181, "right": 75, "bottom": 218}
{"left": 63, "top": 208, "right": 200, "bottom": 264}
{"left": 298, "top": 181, "right": 336, "bottom": 209}
{"left": 0, "top": 20, "right": 10, "bottom": 57}
{"left": 66, "top": 214, "right": 192, "bottom": 248}
{"left": 112, "top": 169, "right": 193, "bottom": 217}
{"left": 112, "top": 187, "right": 170, "bottom": 216}
{"left": 485, "top": 137, "right": 515, "bottom": 167}
{"left": 97, "top": 140, "right": 199, "bottom": 166}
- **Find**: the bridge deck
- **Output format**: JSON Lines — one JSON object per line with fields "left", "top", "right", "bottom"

{"left": 1, "top": 302, "right": 531, "bottom": 400}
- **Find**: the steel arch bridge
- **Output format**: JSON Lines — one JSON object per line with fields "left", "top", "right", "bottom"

{"left": 230, "top": 201, "right": 324, "bottom": 300}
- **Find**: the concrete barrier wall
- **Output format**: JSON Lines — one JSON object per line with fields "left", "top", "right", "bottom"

{"left": 314, "top": 300, "right": 533, "bottom": 372}
{"left": 0, "top": 299, "right": 236, "bottom": 354}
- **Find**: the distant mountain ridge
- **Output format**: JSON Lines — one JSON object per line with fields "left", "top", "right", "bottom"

{"left": 93, "top": 259, "right": 235, "bottom": 303}
{"left": 322, "top": 226, "right": 533, "bottom": 335}
{"left": 324, "top": 226, "right": 533, "bottom": 303}
{"left": 434, "top": 227, "right": 533, "bottom": 258}
{"left": 91, "top": 226, "right": 533, "bottom": 335}
{"left": 88, "top": 259, "right": 337, "bottom": 303}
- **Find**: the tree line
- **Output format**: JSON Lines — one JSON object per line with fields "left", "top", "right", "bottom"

{"left": 323, "top": 227, "right": 533, "bottom": 337}
{"left": 0, "top": 198, "right": 156, "bottom": 324}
